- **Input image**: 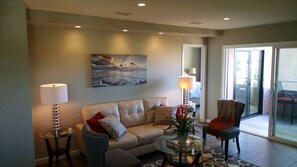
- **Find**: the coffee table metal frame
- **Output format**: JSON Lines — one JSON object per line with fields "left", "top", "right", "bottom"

{"left": 153, "top": 135, "right": 202, "bottom": 167}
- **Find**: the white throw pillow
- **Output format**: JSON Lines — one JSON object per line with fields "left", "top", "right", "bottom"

{"left": 98, "top": 114, "right": 127, "bottom": 141}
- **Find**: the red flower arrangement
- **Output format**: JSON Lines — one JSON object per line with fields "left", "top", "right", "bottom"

{"left": 171, "top": 105, "right": 194, "bottom": 134}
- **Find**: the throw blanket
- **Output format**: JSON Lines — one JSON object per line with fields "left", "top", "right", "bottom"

{"left": 209, "top": 100, "right": 236, "bottom": 130}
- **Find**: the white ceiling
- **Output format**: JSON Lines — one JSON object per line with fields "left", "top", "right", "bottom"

{"left": 24, "top": 0, "right": 297, "bottom": 30}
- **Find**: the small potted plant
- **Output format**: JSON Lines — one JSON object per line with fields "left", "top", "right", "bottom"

{"left": 170, "top": 105, "right": 194, "bottom": 143}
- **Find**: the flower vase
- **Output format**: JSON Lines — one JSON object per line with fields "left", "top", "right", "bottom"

{"left": 177, "top": 132, "right": 188, "bottom": 144}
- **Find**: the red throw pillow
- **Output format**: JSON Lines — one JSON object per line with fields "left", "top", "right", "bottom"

{"left": 86, "top": 112, "right": 108, "bottom": 134}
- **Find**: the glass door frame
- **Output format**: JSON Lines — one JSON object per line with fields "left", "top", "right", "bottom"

{"left": 222, "top": 46, "right": 267, "bottom": 117}
{"left": 233, "top": 49, "right": 252, "bottom": 117}
{"left": 270, "top": 41, "right": 297, "bottom": 146}
{"left": 221, "top": 41, "right": 297, "bottom": 147}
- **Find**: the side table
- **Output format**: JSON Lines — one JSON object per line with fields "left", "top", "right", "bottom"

{"left": 39, "top": 127, "right": 75, "bottom": 167}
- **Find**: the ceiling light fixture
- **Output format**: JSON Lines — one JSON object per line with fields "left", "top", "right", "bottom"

{"left": 158, "top": 32, "right": 164, "bottom": 35}
{"left": 223, "top": 17, "right": 230, "bottom": 21}
{"left": 74, "top": 25, "right": 82, "bottom": 29}
{"left": 138, "top": 3, "right": 146, "bottom": 7}
{"left": 123, "top": 29, "right": 128, "bottom": 32}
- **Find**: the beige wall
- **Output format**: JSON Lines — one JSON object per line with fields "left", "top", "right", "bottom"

{"left": 28, "top": 25, "right": 205, "bottom": 158}
{"left": 207, "top": 21, "right": 297, "bottom": 119}
{"left": 0, "top": 1, "right": 35, "bottom": 166}
{"left": 25, "top": 7, "right": 297, "bottom": 161}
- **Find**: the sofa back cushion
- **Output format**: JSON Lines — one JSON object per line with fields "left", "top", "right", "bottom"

{"left": 143, "top": 97, "right": 168, "bottom": 123}
{"left": 82, "top": 102, "right": 120, "bottom": 124}
{"left": 118, "top": 99, "right": 146, "bottom": 128}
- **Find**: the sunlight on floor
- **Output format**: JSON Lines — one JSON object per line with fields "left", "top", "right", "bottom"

{"left": 240, "top": 114, "right": 269, "bottom": 137}
{"left": 241, "top": 114, "right": 297, "bottom": 143}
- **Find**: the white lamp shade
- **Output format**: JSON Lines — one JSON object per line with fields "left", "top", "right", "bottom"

{"left": 178, "top": 76, "right": 195, "bottom": 89}
{"left": 189, "top": 68, "right": 197, "bottom": 75}
{"left": 40, "top": 83, "right": 68, "bottom": 104}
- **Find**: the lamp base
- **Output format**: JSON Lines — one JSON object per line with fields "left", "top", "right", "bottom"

{"left": 52, "top": 104, "right": 61, "bottom": 137}
{"left": 183, "top": 89, "right": 190, "bottom": 105}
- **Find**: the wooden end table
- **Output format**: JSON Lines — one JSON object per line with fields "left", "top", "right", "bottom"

{"left": 39, "top": 127, "right": 75, "bottom": 167}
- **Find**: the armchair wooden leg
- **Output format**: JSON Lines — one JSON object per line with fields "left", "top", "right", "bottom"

{"left": 224, "top": 140, "right": 229, "bottom": 161}
{"left": 236, "top": 137, "right": 240, "bottom": 152}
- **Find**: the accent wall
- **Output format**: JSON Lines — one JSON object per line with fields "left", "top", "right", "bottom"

{"left": 0, "top": 1, "right": 35, "bottom": 166}
{"left": 27, "top": 12, "right": 205, "bottom": 159}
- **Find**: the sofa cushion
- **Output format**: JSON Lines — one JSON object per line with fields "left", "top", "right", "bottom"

{"left": 128, "top": 124, "right": 164, "bottom": 145}
{"left": 86, "top": 112, "right": 108, "bottom": 134}
{"left": 153, "top": 106, "right": 176, "bottom": 125}
{"left": 143, "top": 97, "right": 168, "bottom": 123}
{"left": 98, "top": 114, "right": 127, "bottom": 141}
{"left": 108, "top": 132, "right": 139, "bottom": 151}
{"left": 82, "top": 102, "right": 120, "bottom": 124}
{"left": 118, "top": 99, "right": 146, "bottom": 128}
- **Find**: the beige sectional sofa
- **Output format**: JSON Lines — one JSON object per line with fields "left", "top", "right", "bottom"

{"left": 75, "top": 97, "right": 171, "bottom": 156}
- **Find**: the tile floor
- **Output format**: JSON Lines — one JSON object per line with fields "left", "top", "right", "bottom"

{"left": 241, "top": 114, "right": 297, "bottom": 142}
{"left": 36, "top": 124, "right": 297, "bottom": 167}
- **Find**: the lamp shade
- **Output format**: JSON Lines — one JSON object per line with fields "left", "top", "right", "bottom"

{"left": 189, "top": 68, "right": 197, "bottom": 75}
{"left": 178, "top": 76, "right": 195, "bottom": 89}
{"left": 40, "top": 83, "right": 68, "bottom": 104}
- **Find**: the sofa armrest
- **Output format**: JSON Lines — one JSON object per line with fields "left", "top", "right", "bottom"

{"left": 83, "top": 124, "right": 109, "bottom": 167}
{"left": 75, "top": 123, "right": 86, "bottom": 155}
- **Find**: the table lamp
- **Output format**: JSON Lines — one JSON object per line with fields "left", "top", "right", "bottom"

{"left": 178, "top": 76, "right": 195, "bottom": 105}
{"left": 189, "top": 68, "right": 197, "bottom": 76}
{"left": 40, "top": 83, "right": 68, "bottom": 136}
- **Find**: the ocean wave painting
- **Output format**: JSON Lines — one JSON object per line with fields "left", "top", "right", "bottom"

{"left": 91, "top": 54, "right": 147, "bottom": 87}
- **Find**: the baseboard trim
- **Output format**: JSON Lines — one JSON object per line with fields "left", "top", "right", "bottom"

{"left": 35, "top": 149, "right": 80, "bottom": 165}
{"left": 198, "top": 119, "right": 211, "bottom": 123}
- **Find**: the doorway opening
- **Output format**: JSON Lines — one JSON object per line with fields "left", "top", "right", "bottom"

{"left": 182, "top": 44, "right": 206, "bottom": 122}
{"left": 223, "top": 42, "right": 297, "bottom": 147}
{"left": 222, "top": 46, "right": 272, "bottom": 137}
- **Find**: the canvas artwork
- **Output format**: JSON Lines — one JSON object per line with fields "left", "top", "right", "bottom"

{"left": 91, "top": 54, "right": 147, "bottom": 87}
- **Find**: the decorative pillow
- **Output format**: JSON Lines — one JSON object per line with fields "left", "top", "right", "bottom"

{"left": 98, "top": 114, "right": 127, "bottom": 141}
{"left": 153, "top": 106, "right": 176, "bottom": 125}
{"left": 86, "top": 112, "right": 108, "bottom": 134}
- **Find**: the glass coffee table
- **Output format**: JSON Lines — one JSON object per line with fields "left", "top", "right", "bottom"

{"left": 153, "top": 135, "right": 202, "bottom": 167}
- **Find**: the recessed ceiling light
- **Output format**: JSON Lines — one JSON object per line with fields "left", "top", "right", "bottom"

{"left": 123, "top": 29, "right": 128, "bottom": 32}
{"left": 223, "top": 17, "right": 230, "bottom": 21}
{"left": 158, "top": 32, "right": 164, "bottom": 35}
{"left": 138, "top": 3, "right": 146, "bottom": 7}
{"left": 74, "top": 25, "right": 82, "bottom": 29}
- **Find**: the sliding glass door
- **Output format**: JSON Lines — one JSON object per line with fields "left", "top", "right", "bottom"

{"left": 234, "top": 49, "right": 264, "bottom": 117}
{"left": 222, "top": 42, "right": 297, "bottom": 144}
{"left": 224, "top": 48, "right": 264, "bottom": 117}
{"left": 271, "top": 47, "right": 297, "bottom": 143}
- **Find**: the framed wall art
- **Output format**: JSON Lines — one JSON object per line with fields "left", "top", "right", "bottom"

{"left": 91, "top": 54, "right": 147, "bottom": 87}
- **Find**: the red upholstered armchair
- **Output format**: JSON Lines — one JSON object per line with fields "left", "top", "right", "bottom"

{"left": 202, "top": 99, "right": 245, "bottom": 160}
